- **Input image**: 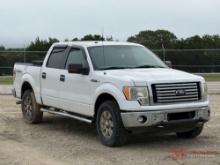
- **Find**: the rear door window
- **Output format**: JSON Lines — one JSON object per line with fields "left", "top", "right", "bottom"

{"left": 47, "top": 46, "right": 67, "bottom": 69}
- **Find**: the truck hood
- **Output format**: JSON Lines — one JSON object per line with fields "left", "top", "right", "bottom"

{"left": 103, "top": 68, "right": 204, "bottom": 84}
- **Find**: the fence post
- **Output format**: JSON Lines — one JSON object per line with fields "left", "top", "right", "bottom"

{"left": 162, "top": 44, "right": 166, "bottom": 61}
{"left": 23, "top": 45, "right": 26, "bottom": 63}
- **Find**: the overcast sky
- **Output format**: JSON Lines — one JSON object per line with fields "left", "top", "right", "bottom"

{"left": 0, "top": 0, "right": 219, "bottom": 47}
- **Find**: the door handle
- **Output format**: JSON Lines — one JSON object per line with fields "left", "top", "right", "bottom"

{"left": 42, "top": 72, "right": 46, "bottom": 79}
{"left": 60, "top": 75, "right": 65, "bottom": 82}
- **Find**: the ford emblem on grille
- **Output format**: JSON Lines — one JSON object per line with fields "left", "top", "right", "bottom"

{"left": 175, "top": 89, "right": 186, "bottom": 96}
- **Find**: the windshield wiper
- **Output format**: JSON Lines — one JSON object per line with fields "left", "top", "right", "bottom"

{"left": 98, "top": 65, "right": 164, "bottom": 70}
{"left": 99, "top": 66, "right": 133, "bottom": 70}
{"left": 133, "top": 65, "right": 165, "bottom": 68}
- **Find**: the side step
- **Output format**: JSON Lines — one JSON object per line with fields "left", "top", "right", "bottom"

{"left": 41, "top": 108, "right": 93, "bottom": 123}
{"left": 16, "top": 100, "right": 22, "bottom": 105}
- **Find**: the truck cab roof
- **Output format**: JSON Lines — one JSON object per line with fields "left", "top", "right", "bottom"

{"left": 52, "top": 41, "right": 142, "bottom": 48}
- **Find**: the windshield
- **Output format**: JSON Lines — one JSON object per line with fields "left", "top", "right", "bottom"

{"left": 88, "top": 45, "right": 166, "bottom": 70}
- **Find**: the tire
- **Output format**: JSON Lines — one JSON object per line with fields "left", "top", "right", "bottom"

{"left": 96, "top": 101, "right": 127, "bottom": 147}
{"left": 176, "top": 124, "right": 204, "bottom": 138}
{"left": 21, "top": 90, "right": 43, "bottom": 124}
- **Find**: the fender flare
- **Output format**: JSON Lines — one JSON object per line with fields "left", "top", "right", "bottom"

{"left": 93, "top": 83, "right": 125, "bottom": 110}
{"left": 21, "top": 73, "right": 41, "bottom": 103}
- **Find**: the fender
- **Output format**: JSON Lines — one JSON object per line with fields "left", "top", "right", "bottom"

{"left": 21, "top": 73, "right": 42, "bottom": 104}
{"left": 93, "top": 83, "right": 126, "bottom": 110}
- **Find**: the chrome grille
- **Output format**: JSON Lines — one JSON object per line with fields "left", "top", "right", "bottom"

{"left": 152, "top": 82, "right": 201, "bottom": 104}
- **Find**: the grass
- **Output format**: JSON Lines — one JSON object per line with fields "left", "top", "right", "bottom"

{"left": 0, "top": 76, "right": 13, "bottom": 85}
{"left": 199, "top": 74, "right": 220, "bottom": 81}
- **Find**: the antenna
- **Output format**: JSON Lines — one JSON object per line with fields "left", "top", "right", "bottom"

{"left": 101, "top": 27, "right": 106, "bottom": 67}
{"left": 101, "top": 27, "right": 105, "bottom": 42}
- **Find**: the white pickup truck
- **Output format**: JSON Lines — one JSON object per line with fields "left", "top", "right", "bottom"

{"left": 13, "top": 41, "right": 210, "bottom": 146}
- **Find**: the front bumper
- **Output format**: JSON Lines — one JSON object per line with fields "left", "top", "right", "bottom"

{"left": 121, "top": 106, "right": 210, "bottom": 128}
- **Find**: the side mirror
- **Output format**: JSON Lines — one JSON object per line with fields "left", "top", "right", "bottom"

{"left": 68, "top": 64, "right": 89, "bottom": 75}
{"left": 165, "top": 61, "right": 172, "bottom": 68}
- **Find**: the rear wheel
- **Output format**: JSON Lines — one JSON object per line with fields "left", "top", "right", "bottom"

{"left": 21, "top": 90, "right": 43, "bottom": 124}
{"left": 176, "top": 124, "right": 204, "bottom": 138}
{"left": 96, "top": 101, "right": 127, "bottom": 147}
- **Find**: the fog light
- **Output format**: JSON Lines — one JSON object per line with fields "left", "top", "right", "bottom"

{"left": 137, "top": 116, "right": 147, "bottom": 123}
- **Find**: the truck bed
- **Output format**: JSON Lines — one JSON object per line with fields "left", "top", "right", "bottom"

{"left": 13, "top": 62, "right": 42, "bottom": 102}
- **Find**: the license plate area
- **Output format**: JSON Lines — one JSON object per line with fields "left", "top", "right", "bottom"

{"left": 167, "top": 111, "right": 195, "bottom": 121}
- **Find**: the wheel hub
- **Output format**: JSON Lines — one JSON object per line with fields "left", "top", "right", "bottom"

{"left": 100, "top": 111, "right": 114, "bottom": 138}
{"left": 23, "top": 96, "right": 33, "bottom": 120}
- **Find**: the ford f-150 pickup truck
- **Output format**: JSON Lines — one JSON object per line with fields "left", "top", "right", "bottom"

{"left": 12, "top": 41, "right": 210, "bottom": 146}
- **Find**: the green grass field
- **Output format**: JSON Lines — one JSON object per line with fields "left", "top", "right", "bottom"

{"left": 0, "top": 76, "right": 13, "bottom": 85}
{"left": 0, "top": 74, "right": 219, "bottom": 85}
{"left": 199, "top": 74, "right": 220, "bottom": 81}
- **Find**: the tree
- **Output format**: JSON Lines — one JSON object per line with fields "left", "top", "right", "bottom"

{"left": 0, "top": 45, "right": 5, "bottom": 51}
{"left": 26, "top": 37, "right": 59, "bottom": 51}
{"left": 72, "top": 34, "right": 113, "bottom": 41}
{"left": 72, "top": 37, "right": 79, "bottom": 41}
{"left": 127, "top": 29, "right": 177, "bottom": 49}
{"left": 81, "top": 34, "right": 104, "bottom": 41}
{"left": 182, "top": 35, "right": 204, "bottom": 49}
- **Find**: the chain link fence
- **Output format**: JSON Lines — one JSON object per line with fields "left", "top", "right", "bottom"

{"left": 154, "top": 49, "right": 220, "bottom": 73}
{"left": 0, "top": 49, "right": 220, "bottom": 76}
{"left": 0, "top": 50, "right": 46, "bottom": 75}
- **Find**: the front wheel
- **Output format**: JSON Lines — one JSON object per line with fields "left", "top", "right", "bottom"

{"left": 21, "top": 90, "right": 43, "bottom": 124}
{"left": 96, "top": 101, "right": 127, "bottom": 147}
{"left": 176, "top": 124, "right": 204, "bottom": 138}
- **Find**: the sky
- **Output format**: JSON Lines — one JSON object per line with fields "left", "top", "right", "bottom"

{"left": 0, "top": 0, "right": 219, "bottom": 47}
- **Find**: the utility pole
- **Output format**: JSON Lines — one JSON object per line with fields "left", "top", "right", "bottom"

{"left": 160, "top": 37, "right": 166, "bottom": 61}
{"left": 23, "top": 44, "right": 26, "bottom": 63}
{"left": 162, "top": 43, "right": 165, "bottom": 61}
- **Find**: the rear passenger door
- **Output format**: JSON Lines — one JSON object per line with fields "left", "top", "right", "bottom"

{"left": 41, "top": 46, "right": 67, "bottom": 108}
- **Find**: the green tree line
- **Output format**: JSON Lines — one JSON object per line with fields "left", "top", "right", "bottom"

{"left": 0, "top": 30, "right": 220, "bottom": 75}
{"left": 127, "top": 30, "right": 220, "bottom": 72}
{"left": 127, "top": 30, "right": 220, "bottom": 49}
{"left": 1, "top": 30, "right": 220, "bottom": 51}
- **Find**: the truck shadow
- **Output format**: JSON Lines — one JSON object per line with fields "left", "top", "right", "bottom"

{"left": 42, "top": 115, "right": 97, "bottom": 137}
{"left": 41, "top": 114, "right": 209, "bottom": 148}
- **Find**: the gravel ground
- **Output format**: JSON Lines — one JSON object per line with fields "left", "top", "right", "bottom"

{"left": 0, "top": 95, "right": 220, "bottom": 165}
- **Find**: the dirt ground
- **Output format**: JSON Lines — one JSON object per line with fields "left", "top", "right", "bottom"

{"left": 0, "top": 95, "right": 220, "bottom": 165}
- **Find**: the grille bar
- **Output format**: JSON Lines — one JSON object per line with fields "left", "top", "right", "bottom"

{"left": 152, "top": 82, "right": 201, "bottom": 104}
{"left": 155, "top": 83, "right": 197, "bottom": 87}
{"left": 156, "top": 89, "right": 198, "bottom": 94}
{"left": 155, "top": 86, "right": 197, "bottom": 91}
{"left": 157, "top": 94, "right": 198, "bottom": 100}
{"left": 157, "top": 98, "right": 199, "bottom": 103}
{"left": 157, "top": 91, "right": 198, "bottom": 97}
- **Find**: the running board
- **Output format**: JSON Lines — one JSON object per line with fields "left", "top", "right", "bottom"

{"left": 41, "top": 108, "right": 92, "bottom": 123}
{"left": 16, "top": 100, "right": 22, "bottom": 104}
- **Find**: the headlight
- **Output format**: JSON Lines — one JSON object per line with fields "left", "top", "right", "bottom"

{"left": 123, "top": 86, "right": 149, "bottom": 106}
{"left": 203, "top": 82, "right": 208, "bottom": 99}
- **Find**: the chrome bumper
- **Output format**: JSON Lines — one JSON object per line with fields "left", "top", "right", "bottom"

{"left": 121, "top": 106, "right": 210, "bottom": 128}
